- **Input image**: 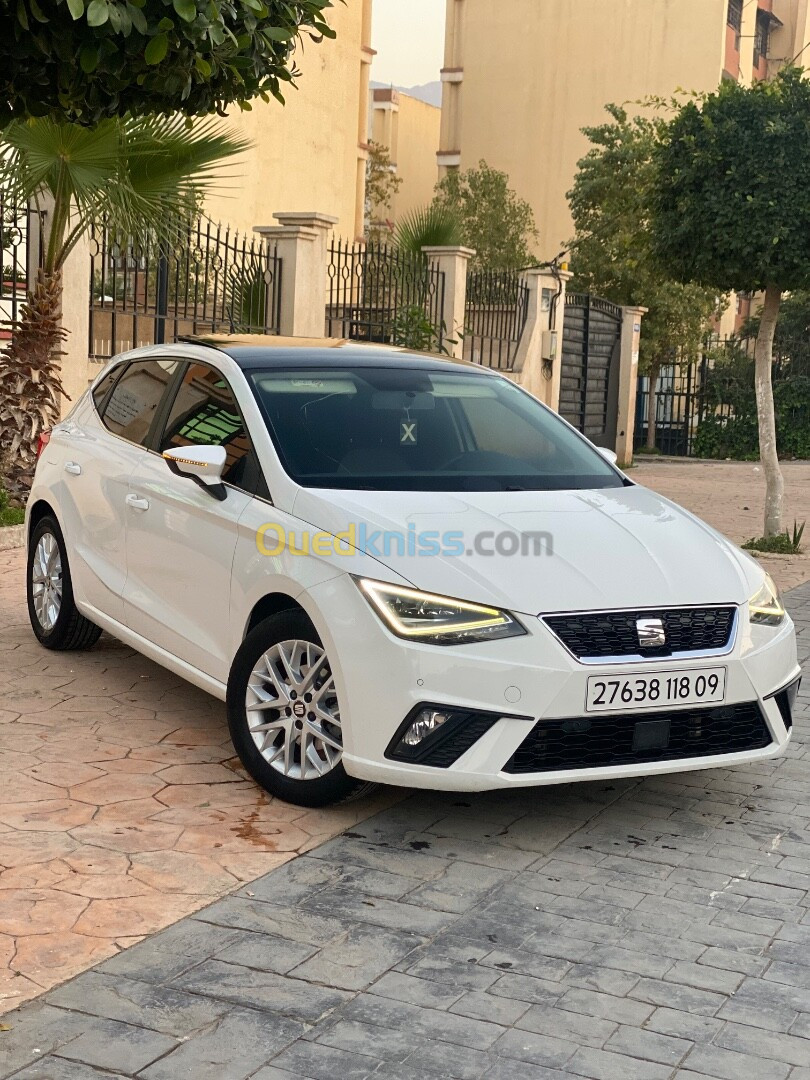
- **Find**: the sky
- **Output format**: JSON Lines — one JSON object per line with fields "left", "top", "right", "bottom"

{"left": 371, "top": 0, "right": 446, "bottom": 87}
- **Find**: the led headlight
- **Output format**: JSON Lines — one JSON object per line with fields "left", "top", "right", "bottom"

{"left": 358, "top": 579, "right": 526, "bottom": 645}
{"left": 748, "top": 574, "right": 786, "bottom": 626}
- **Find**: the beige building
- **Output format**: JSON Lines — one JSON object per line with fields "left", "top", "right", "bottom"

{"left": 369, "top": 88, "right": 442, "bottom": 224}
{"left": 439, "top": 0, "right": 810, "bottom": 262}
{"left": 206, "top": 0, "right": 373, "bottom": 240}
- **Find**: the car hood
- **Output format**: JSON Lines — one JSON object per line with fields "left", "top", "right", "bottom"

{"left": 292, "top": 483, "right": 762, "bottom": 615}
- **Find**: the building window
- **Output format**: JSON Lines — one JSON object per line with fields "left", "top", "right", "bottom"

{"left": 754, "top": 10, "right": 770, "bottom": 67}
{"left": 727, "top": 0, "right": 743, "bottom": 33}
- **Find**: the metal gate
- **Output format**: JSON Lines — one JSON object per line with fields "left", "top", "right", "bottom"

{"left": 560, "top": 293, "right": 622, "bottom": 446}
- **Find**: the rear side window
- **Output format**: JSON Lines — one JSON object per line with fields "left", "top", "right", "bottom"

{"left": 101, "top": 359, "right": 180, "bottom": 446}
{"left": 91, "top": 363, "right": 124, "bottom": 412}
{"left": 159, "top": 363, "right": 263, "bottom": 494}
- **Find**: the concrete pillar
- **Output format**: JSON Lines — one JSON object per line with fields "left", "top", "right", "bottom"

{"left": 421, "top": 245, "right": 475, "bottom": 358}
{"left": 254, "top": 212, "right": 337, "bottom": 339}
{"left": 615, "top": 305, "right": 647, "bottom": 467}
{"left": 59, "top": 232, "right": 93, "bottom": 417}
{"left": 512, "top": 267, "right": 572, "bottom": 410}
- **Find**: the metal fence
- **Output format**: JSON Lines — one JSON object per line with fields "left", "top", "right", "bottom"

{"left": 463, "top": 268, "right": 529, "bottom": 371}
{"left": 1, "top": 195, "right": 44, "bottom": 346}
{"left": 89, "top": 218, "right": 282, "bottom": 361}
{"left": 325, "top": 239, "right": 446, "bottom": 350}
{"left": 634, "top": 356, "right": 714, "bottom": 457}
{"left": 633, "top": 336, "right": 810, "bottom": 458}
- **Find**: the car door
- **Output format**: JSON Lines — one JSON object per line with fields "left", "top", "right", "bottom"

{"left": 56, "top": 358, "right": 180, "bottom": 625}
{"left": 122, "top": 360, "right": 260, "bottom": 683}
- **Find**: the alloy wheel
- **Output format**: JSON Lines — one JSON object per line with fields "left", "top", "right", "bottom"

{"left": 30, "top": 532, "right": 63, "bottom": 631}
{"left": 245, "top": 639, "right": 343, "bottom": 780}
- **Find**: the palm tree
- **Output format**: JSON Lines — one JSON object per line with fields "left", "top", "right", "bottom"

{"left": 0, "top": 116, "right": 249, "bottom": 498}
{"left": 394, "top": 204, "right": 462, "bottom": 255}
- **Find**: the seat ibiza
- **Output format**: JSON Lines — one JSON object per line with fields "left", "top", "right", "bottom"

{"left": 26, "top": 338, "right": 799, "bottom": 806}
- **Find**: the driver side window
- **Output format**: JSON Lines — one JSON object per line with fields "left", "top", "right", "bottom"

{"left": 159, "top": 363, "right": 264, "bottom": 495}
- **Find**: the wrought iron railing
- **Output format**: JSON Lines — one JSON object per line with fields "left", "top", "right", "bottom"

{"left": 89, "top": 217, "right": 282, "bottom": 361}
{"left": 0, "top": 195, "right": 44, "bottom": 346}
{"left": 325, "top": 239, "right": 446, "bottom": 350}
{"left": 464, "top": 268, "right": 530, "bottom": 371}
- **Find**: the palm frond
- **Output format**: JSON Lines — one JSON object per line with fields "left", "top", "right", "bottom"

{"left": 395, "top": 204, "right": 462, "bottom": 254}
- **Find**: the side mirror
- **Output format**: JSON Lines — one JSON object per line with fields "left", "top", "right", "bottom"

{"left": 162, "top": 445, "right": 228, "bottom": 499}
{"left": 597, "top": 446, "right": 618, "bottom": 465}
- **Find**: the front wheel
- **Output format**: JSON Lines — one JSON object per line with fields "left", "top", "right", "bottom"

{"left": 227, "top": 610, "right": 374, "bottom": 807}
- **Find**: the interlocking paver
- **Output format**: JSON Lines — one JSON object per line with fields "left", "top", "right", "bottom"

{"left": 1, "top": 520, "right": 810, "bottom": 1076}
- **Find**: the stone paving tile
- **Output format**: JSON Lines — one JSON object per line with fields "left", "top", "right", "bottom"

{"left": 0, "top": 547, "right": 398, "bottom": 1013}
{"left": 1, "top": 492, "right": 810, "bottom": 1075}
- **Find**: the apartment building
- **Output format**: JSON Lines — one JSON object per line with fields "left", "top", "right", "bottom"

{"left": 370, "top": 88, "right": 442, "bottom": 224}
{"left": 205, "top": 0, "right": 374, "bottom": 240}
{"left": 439, "top": 0, "right": 810, "bottom": 262}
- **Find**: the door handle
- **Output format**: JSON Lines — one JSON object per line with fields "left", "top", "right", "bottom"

{"left": 64, "top": 462, "right": 82, "bottom": 476}
{"left": 125, "top": 494, "right": 150, "bottom": 511}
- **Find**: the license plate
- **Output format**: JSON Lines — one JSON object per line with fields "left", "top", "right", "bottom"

{"left": 586, "top": 667, "right": 726, "bottom": 713}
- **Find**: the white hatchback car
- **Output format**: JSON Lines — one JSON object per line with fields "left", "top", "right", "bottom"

{"left": 26, "top": 338, "right": 799, "bottom": 806}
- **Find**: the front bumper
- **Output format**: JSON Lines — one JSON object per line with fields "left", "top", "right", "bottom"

{"left": 304, "top": 576, "right": 799, "bottom": 792}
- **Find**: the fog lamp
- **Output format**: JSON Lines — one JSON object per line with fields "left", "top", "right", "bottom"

{"left": 402, "top": 709, "right": 450, "bottom": 746}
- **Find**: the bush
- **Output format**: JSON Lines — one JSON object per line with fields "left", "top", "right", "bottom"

{"left": 0, "top": 487, "right": 24, "bottom": 526}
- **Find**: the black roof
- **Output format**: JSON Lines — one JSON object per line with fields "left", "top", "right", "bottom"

{"left": 180, "top": 336, "right": 496, "bottom": 375}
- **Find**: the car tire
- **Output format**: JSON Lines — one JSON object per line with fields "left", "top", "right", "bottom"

{"left": 227, "top": 610, "right": 376, "bottom": 808}
{"left": 27, "top": 515, "right": 102, "bottom": 651}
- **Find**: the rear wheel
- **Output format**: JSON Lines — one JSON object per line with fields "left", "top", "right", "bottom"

{"left": 27, "top": 515, "right": 101, "bottom": 650}
{"left": 227, "top": 610, "right": 374, "bottom": 807}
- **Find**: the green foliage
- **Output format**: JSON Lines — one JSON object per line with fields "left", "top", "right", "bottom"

{"left": 1, "top": 0, "right": 336, "bottom": 126}
{"left": 568, "top": 104, "right": 719, "bottom": 377}
{"left": 390, "top": 304, "right": 449, "bottom": 355}
{"left": 0, "top": 488, "right": 24, "bottom": 525}
{"left": 694, "top": 343, "right": 810, "bottom": 460}
{"left": 394, "top": 204, "right": 462, "bottom": 255}
{"left": 433, "top": 161, "right": 538, "bottom": 269}
{"left": 0, "top": 115, "right": 250, "bottom": 272}
{"left": 365, "top": 141, "right": 403, "bottom": 241}
{"left": 743, "top": 521, "right": 805, "bottom": 554}
{"left": 652, "top": 68, "right": 810, "bottom": 294}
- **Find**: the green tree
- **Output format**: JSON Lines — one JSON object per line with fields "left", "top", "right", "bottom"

{"left": 0, "top": 116, "right": 248, "bottom": 497}
{"left": 652, "top": 68, "right": 810, "bottom": 537}
{"left": 365, "top": 141, "right": 403, "bottom": 242}
{"left": 568, "top": 105, "right": 719, "bottom": 451}
{"left": 2, "top": 0, "right": 336, "bottom": 126}
{"left": 433, "top": 161, "right": 538, "bottom": 269}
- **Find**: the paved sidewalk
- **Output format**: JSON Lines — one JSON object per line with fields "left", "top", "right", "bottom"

{"left": 0, "top": 549, "right": 396, "bottom": 1013}
{"left": 1, "top": 588, "right": 808, "bottom": 1079}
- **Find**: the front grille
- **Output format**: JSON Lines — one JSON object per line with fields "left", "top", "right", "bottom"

{"left": 504, "top": 701, "right": 771, "bottom": 774}
{"left": 544, "top": 606, "right": 736, "bottom": 660}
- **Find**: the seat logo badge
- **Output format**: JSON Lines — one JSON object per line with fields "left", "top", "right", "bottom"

{"left": 637, "top": 617, "right": 666, "bottom": 648}
{"left": 400, "top": 421, "right": 417, "bottom": 445}
{"left": 292, "top": 701, "right": 306, "bottom": 718}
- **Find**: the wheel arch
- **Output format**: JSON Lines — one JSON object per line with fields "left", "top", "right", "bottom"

{"left": 243, "top": 592, "right": 308, "bottom": 640}
{"left": 27, "top": 498, "right": 60, "bottom": 542}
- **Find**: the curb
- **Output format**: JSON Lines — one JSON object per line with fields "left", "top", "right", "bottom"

{"left": 0, "top": 524, "right": 25, "bottom": 551}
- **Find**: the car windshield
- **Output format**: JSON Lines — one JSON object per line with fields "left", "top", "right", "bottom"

{"left": 248, "top": 366, "right": 626, "bottom": 492}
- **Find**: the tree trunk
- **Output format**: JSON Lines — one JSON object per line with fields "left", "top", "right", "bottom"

{"left": 755, "top": 283, "right": 784, "bottom": 537}
{"left": 646, "top": 362, "right": 661, "bottom": 450}
{"left": 0, "top": 268, "right": 67, "bottom": 501}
